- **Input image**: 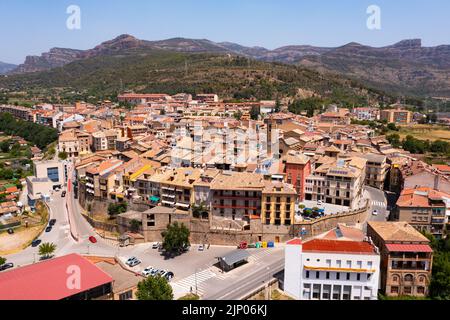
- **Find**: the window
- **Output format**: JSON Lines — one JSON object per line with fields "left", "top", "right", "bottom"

{"left": 404, "top": 274, "right": 413, "bottom": 282}
{"left": 357, "top": 273, "right": 361, "bottom": 281}
{"left": 391, "top": 286, "right": 399, "bottom": 294}
{"left": 326, "top": 272, "right": 330, "bottom": 279}
{"left": 316, "top": 271, "right": 320, "bottom": 279}
{"left": 404, "top": 287, "right": 412, "bottom": 294}
{"left": 119, "top": 290, "right": 133, "bottom": 300}
{"left": 346, "top": 273, "right": 351, "bottom": 280}
{"left": 367, "top": 261, "right": 373, "bottom": 269}
{"left": 47, "top": 167, "right": 60, "bottom": 182}
{"left": 417, "top": 287, "right": 425, "bottom": 295}
{"left": 306, "top": 271, "right": 310, "bottom": 279}
{"left": 336, "top": 273, "right": 340, "bottom": 280}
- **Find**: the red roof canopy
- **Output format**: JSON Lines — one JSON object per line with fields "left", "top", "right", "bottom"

{"left": 385, "top": 243, "right": 433, "bottom": 253}
{"left": 303, "top": 239, "right": 376, "bottom": 255}
{"left": 0, "top": 254, "right": 113, "bottom": 300}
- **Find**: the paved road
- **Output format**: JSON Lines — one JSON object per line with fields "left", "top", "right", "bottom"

{"left": 363, "top": 186, "right": 389, "bottom": 232}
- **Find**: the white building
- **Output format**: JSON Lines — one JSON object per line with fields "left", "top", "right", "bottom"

{"left": 284, "top": 238, "right": 380, "bottom": 300}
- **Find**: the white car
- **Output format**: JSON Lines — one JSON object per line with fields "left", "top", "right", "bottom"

{"left": 317, "top": 200, "right": 323, "bottom": 206}
{"left": 141, "top": 266, "right": 155, "bottom": 277}
{"left": 372, "top": 210, "right": 379, "bottom": 216}
{"left": 198, "top": 244, "right": 205, "bottom": 251}
{"left": 126, "top": 257, "right": 141, "bottom": 267}
{"left": 152, "top": 242, "right": 160, "bottom": 249}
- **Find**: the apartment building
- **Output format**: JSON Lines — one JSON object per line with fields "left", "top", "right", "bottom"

{"left": 157, "top": 168, "right": 203, "bottom": 211}
{"left": 380, "top": 109, "right": 412, "bottom": 124}
{"left": 367, "top": 221, "right": 433, "bottom": 297}
{"left": 0, "top": 104, "right": 34, "bottom": 122}
{"left": 196, "top": 94, "right": 219, "bottom": 103}
{"left": 305, "top": 157, "right": 367, "bottom": 208}
{"left": 58, "top": 129, "right": 90, "bottom": 157}
{"left": 282, "top": 152, "right": 311, "bottom": 201}
{"left": 352, "top": 107, "right": 380, "bottom": 121}
{"left": 117, "top": 93, "right": 170, "bottom": 105}
{"left": 85, "top": 159, "right": 123, "bottom": 199}
{"left": 395, "top": 187, "right": 449, "bottom": 238}
{"left": 361, "top": 153, "right": 388, "bottom": 190}
{"left": 210, "top": 172, "right": 265, "bottom": 223}
{"left": 261, "top": 182, "right": 296, "bottom": 226}
{"left": 92, "top": 130, "right": 118, "bottom": 152}
{"left": 284, "top": 238, "right": 380, "bottom": 300}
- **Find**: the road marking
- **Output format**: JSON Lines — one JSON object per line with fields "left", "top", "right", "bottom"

{"left": 371, "top": 200, "right": 386, "bottom": 208}
{"left": 172, "top": 269, "right": 217, "bottom": 295}
{"left": 248, "top": 249, "right": 275, "bottom": 263}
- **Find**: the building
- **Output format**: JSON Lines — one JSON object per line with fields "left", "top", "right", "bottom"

{"left": 210, "top": 172, "right": 265, "bottom": 225}
{"left": 58, "top": 129, "right": 90, "bottom": 157}
{"left": 362, "top": 153, "right": 389, "bottom": 190}
{"left": 0, "top": 104, "right": 34, "bottom": 122}
{"left": 282, "top": 152, "right": 311, "bottom": 201}
{"left": 196, "top": 94, "right": 219, "bottom": 103}
{"left": 85, "top": 159, "right": 123, "bottom": 199}
{"left": 367, "top": 221, "right": 433, "bottom": 297}
{"left": 305, "top": 157, "right": 367, "bottom": 208}
{"left": 261, "top": 181, "right": 296, "bottom": 226}
{"left": 118, "top": 93, "right": 170, "bottom": 104}
{"left": 27, "top": 160, "right": 67, "bottom": 204}
{"left": 380, "top": 109, "right": 412, "bottom": 124}
{"left": 284, "top": 238, "right": 380, "bottom": 300}
{"left": 0, "top": 254, "right": 113, "bottom": 300}
{"left": 352, "top": 107, "right": 379, "bottom": 121}
{"left": 395, "top": 187, "right": 449, "bottom": 238}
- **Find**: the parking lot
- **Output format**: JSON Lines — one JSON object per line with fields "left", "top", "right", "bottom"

{"left": 118, "top": 243, "right": 237, "bottom": 281}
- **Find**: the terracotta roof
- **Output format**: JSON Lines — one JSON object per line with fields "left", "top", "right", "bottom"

{"left": 303, "top": 239, "right": 376, "bottom": 255}
{"left": 385, "top": 243, "right": 433, "bottom": 253}
{"left": 368, "top": 221, "right": 430, "bottom": 243}
{"left": 397, "top": 187, "right": 449, "bottom": 208}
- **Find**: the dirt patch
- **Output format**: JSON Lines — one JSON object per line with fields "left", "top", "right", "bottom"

{"left": 0, "top": 225, "right": 44, "bottom": 255}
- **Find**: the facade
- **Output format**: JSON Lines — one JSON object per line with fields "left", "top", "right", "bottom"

{"left": 261, "top": 182, "right": 296, "bottom": 226}
{"left": 284, "top": 238, "right": 380, "bottom": 300}
{"left": 353, "top": 107, "right": 379, "bottom": 121}
{"left": 380, "top": 109, "right": 412, "bottom": 124}
{"left": 282, "top": 152, "right": 311, "bottom": 201}
{"left": 85, "top": 159, "right": 123, "bottom": 199}
{"left": 305, "top": 157, "right": 366, "bottom": 208}
{"left": 362, "top": 153, "right": 388, "bottom": 190}
{"left": 395, "top": 187, "right": 449, "bottom": 238}
{"left": 0, "top": 104, "right": 34, "bottom": 122}
{"left": 367, "top": 221, "right": 433, "bottom": 297}
{"left": 33, "top": 160, "right": 66, "bottom": 187}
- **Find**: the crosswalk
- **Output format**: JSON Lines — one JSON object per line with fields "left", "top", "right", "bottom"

{"left": 248, "top": 249, "right": 276, "bottom": 263}
{"left": 172, "top": 269, "right": 218, "bottom": 296}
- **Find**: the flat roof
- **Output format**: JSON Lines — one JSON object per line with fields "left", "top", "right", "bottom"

{"left": 303, "top": 239, "right": 377, "bottom": 255}
{"left": 0, "top": 254, "right": 113, "bottom": 300}
{"left": 219, "top": 250, "right": 250, "bottom": 266}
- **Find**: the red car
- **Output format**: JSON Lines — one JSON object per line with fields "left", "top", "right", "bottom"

{"left": 89, "top": 236, "right": 97, "bottom": 244}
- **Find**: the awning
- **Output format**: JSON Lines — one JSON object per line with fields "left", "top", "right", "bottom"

{"left": 385, "top": 244, "right": 433, "bottom": 253}
{"left": 219, "top": 250, "right": 250, "bottom": 267}
{"left": 162, "top": 200, "right": 175, "bottom": 205}
{"left": 150, "top": 196, "right": 160, "bottom": 202}
{"left": 176, "top": 203, "right": 190, "bottom": 209}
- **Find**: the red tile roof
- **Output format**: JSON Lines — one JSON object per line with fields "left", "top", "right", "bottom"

{"left": 385, "top": 243, "right": 433, "bottom": 253}
{"left": 287, "top": 238, "right": 303, "bottom": 245}
{"left": 0, "top": 254, "right": 113, "bottom": 300}
{"left": 303, "top": 239, "right": 376, "bottom": 255}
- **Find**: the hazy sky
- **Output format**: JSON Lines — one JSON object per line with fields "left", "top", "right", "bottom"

{"left": 1, "top": 0, "right": 449, "bottom": 64}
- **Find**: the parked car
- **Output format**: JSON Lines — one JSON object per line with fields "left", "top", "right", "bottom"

{"left": 152, "top": 242, "right": 160, "bottom": 249}
{"left": 61, "top": 191, "right": 66, "bottom": 198}
{"left": 0, "top": 263, "right": 14, "bottom": 271}
{"left": 141, "top": 266, "right": 155, "bottom": 277}
{"left": 49, "top": 219, "right": 56, "bottom": 226}
{"left": 150, "top": 268, "right": 160, "bottom": 277}
{"left": 89, "top": 236, "right": 97, "bottom": 244}
{"left": 31, "top": 239, "right": 42, "bottom": 247}
{"left": 182, "top": 244, "right": 191, "bottom": 252}
{"left": 372, "top": 210, "right": 379, "bottom": 216}
{"left": 317, "top": 200, "right": 323, "bottom": 206}
{"left": 160, "top": 270, "right": 174, "bottom": 281}
{"left": 45, "top": 226, "right": 52, "bottom": 233}
{"left": 7, "top": 228, "right": 14, "bottom": 235}
{"left": 198, "top": 244, "right": 205, "bottom": 251}
{"left": 126, "top": 257, "right": 141, "bottom": 267}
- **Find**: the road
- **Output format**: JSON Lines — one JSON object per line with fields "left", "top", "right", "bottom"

{"left": 363, "top": 186, "right": 389, "bottom": 232}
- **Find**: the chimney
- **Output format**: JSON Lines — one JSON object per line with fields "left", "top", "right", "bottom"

{"left": 434, "top": 174, "right": 440, "bottom": 190}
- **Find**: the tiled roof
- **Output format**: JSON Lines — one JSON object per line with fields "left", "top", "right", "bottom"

{"left": 385, "top": 243, "right": 433, "bottom": 253}
{"left": 303, "top": 239, "right": 376, "bottom": 255}
{"left": 368, "top": 221, "right": 430, "bottom": 243}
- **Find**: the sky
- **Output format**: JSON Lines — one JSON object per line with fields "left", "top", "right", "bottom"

{"left": 0, "top": 0, "right": 449, "bottom": 64}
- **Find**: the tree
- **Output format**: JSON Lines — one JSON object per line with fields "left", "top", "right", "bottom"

{"left": 130, "top": 219, "right": 141, "bottom": 233}
{"left": 387, "top": 123, "right": 399, "bottom": 131}
{"left": 38, "top": 242, "right": 57, "bottom": 259}
{"left": 58, "top": 151, "right": 68, "bottom": 160}
{"left": 274, "top": 97, "right": 281, "bottom": 113}
{"left": 107, "top": 202, "right": 128, "bottom": 217}
{"left": 0, "top": 256, "right": 6, "bottom": 265}
{"left": 161, "top": 222, "right": 190, "bottom": 254}
{"left": 0, "top": 140, "right": 10, "bottom": 153}
{"left": 192, "top": 203, "right": 209, "bottom": 219}
{"left": 250, "top": 105, "right": 260, "bottom": 121}
{"left": 136, "top": 275, "right": 174, "bottom": 300}
{"left": 233, "top": 110, "right": 243, "bottom": 121}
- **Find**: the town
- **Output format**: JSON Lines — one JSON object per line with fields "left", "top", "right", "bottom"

{"left": 0, "top": 92, "right": 449, "bottom": 301}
